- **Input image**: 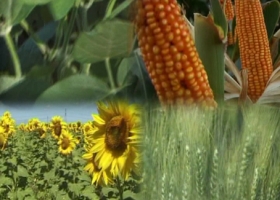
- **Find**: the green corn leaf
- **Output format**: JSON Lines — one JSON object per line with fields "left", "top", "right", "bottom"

{"left": 195, "top": 13, "right": 225, "bottom": 104}
{"left": 210, "top": 0, "right": 228, "bottom": 40}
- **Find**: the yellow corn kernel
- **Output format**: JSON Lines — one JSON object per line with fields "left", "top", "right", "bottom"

{"left": 135, "top": 0, "right": 216, "bottom": 108}
{"left": 235, "top": 0, "right": 273, "bottom": 102}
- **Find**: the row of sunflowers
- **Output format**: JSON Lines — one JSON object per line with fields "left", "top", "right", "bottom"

{"left": 0, "top": 100, "right": 142, "bottom": 199}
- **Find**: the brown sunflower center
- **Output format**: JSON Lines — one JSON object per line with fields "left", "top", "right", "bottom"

{"left": 54, "top": 124, "right": 61, "bottom": 136}
{"left": 105, "top": 116, "right": 128, "bottom": 150}
{"left": 61, "top": 138, "right": 70, "bottom": 149}
{"left": 38, "top": 129, "right": 45, "bottom": 136}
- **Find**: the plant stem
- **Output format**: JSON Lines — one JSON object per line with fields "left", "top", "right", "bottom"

{"left": 20, "top": 20, "right": 48, "bottom": 55}
{"left": 105, "top": 57, "right": 116, "bottom": 90}
{"left": 81, "top": 7, "right": 88, "bottom": 31}
{"left": 116, "top": 177, "right": 124, "bottom": 200}
{"left": 4, "top": 33, "right": 21, "bottom": 77}
{"left": 104, "top": 0, "right": 117, "bottom": 20}
{"left": 62, "top": 6, "right": 78, "bottom": 55}
{"left": 81, "top": 63, "right": 91, "bottom": 75}
{"left": 49, "top": 19, "right": 65, "bottom": 61}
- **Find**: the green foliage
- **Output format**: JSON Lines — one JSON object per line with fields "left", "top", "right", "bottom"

{"left": 0, "top": 0, "right": 150, "bottom": 106}
{"left": 194, "top": 13, "right": 225, "bottom": 104}
{"left": 0, "top": 127, "right": 141, "bottom": 199}
{"left": 72, "top": 19, "right": 134, "bottom": 64}
{"left": 142, "top": 104, "right": 280, "bottom": 199}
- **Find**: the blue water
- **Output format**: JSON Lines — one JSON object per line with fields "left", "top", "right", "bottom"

{"left": 0, "top": 103, "right": 98, "bottom": 124}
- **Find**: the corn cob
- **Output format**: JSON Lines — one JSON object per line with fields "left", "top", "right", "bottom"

{"left": 220, "top": 0, "right": 234, "bottom": 21}
{"left": 235, "top": 0, "right": 273, "bottom": 102}
{"left": 220, "top": 0, "right": 235, "bottom": 45}
{"left": 134, "top": 0, "right": 217, "bottom": 108}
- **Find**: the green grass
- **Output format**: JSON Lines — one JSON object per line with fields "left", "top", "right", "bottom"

{"left": 141, "top": 104, "right": 280, "bottom": 200}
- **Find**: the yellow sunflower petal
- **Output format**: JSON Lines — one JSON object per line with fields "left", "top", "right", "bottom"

{"left": 98, "top": 150, "right": 113, "bottom": 170}
{"left": 92, "top": 114, "right": 105, "bottom": 125}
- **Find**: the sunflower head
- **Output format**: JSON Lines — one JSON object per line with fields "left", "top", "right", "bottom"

{"left": 37, "top": 123, "right": 48, "bottom": 139}
{"left": 0, "top": 126, "right": 8, "bottom": 150}
{"left": 84, "top": 100, "right": 142, "bottom": 182}
{"left": 3, "top": 111, "right": 12, "bottom": 119}
{"left": 1, "top": 117, "right": 15, "bottom": 136}
{"left": 105, "top": 115, "right": 129, "bottom": 151}
{"left": 50, "top": 116, "right": 67, "bottom": 139}
{"left": 57, "top": 131, "right": 79, "bottom": 155}
{"left": 27, "top": 118, "right": 41, "bottom": 132}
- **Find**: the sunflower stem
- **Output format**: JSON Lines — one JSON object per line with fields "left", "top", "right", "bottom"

{"left": 105, "top": 57, "right": 116, "bottom": 91}
{"left": 116, "top": 176, "right": 124, "bottom": 200}
{"left": 4, "top": 33, "right": 21, "bottom": 77}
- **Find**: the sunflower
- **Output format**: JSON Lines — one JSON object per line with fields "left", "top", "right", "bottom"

{"left": 84, "top": 100, "right": 142, "bottom": 181}
{"left": 83, "top": 121, "right": 96, "bottom": 151}
{"left": 37, "top": 123, "right": 48, "bottom": 139}
{"left": 50, "top": 116, "right": 67, "bottom": 139}
{"left": 83, "top": 152, "right": 113, "bottom": 186}
{"left": 57, "top": 131, "right": 79, "bottom": 155}
{"left": 27, "top": 118, "right": 41, "bottom": 132}
{"left": 3, "top": 111, "right": 12, "bottom": 119}
{"left": 0, "top": 126, "right": 8, "bottom": 150}
{"left": 0, "top": 117, "right": 15, "bottom": 136}
{"left": 18, "top": 123, "right": 26, "bottom": 132}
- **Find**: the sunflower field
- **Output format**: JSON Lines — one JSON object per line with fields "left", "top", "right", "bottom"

{"left": 0, "top": 101, "right": 142, "bottom": 200}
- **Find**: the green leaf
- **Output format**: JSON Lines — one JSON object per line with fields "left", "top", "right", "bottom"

{"left": 39, "top": 160, "right": 48, "bottom": 167}
{"left": 0, "top": 176, "right": 13, "bottom": 186}
{"left": 102, "top": 187, "right": 118, "bottom": 197}
{"left": 210, "top": 0, "right": 228, "bottom": 39}
{"left": 26, "top": 65, "right": 55, "bottom": 78}
{"left": 78, "top": 172, "right": 92, "bottom": 183}
{"left": 44, "top": 169, "right": 55, "bottom": 181}
{"left": 263, "top": 0, "right": 280, "bottom": 40}
{"left": 17, "top": 165, "right": 29, "bottom": 177}
{"left": 54, "top": 191, "right": 70, "bottom": 200}
{"left": 117, "top": 57, "right": 134, "bottom": 87}
{"left": 106, "top": 0, "right": 134, "bottom": 19}
{"left": 35, "top": 74, "right": 110, "bottom": 103}
{"left": 7, "top": 157, "right": 17, "bottom": 166}
{"left": 22, "top": 0, "right": 52, "bottom": 5}
{"left": 73, "top": 19, "right": 134, "bottom": 63}
{"left": 68, "top": 183, "right": 83, "bottom": 196}
{"left": 0, "top": 0, "right": 35, "bottom": 27}
{"left": 18, "top": 22, "right": 58, "bottom": 74}
{"left": 12, "top": 3, "right": 35, "bottom": 25}
{"left": 50, "top": 184, "right": 59, "bottom": 196}
{"left": 0, "top": 77, "right": 52, "bottom": 105}
{"left": 16, "top": 188, "right": 33, "bottom": 199}
{"left": 194, "top": 14, "right": 225, "bottom": 104}
{"left": 81, "top": 186, "right": 99, "bottom": 199}
{"left": 0, "top": 75, "right": 23, "bottom": 94}
{"left": 47, "top": 0, "right": 75, "bottom": 20}
{"left": 122, "top": 190, "right": 139, "bottom": 199}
